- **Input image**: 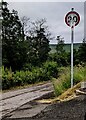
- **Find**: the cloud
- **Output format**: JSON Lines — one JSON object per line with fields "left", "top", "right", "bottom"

{"left": 7, "top": 2, "right": 84, "bottom": 44}
{"left": 6, "top": 0, "right": 86, "bottom": 2}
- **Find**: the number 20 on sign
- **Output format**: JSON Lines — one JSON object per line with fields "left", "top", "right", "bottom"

{"left": 65, "top": 8, "right": 80, "bottom": 88}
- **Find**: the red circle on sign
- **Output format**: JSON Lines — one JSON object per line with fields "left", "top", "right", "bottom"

{"left": 65, "top": 11, "right": 80, "bottom": 27}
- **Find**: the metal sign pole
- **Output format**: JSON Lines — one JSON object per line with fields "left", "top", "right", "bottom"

{"left": 65, "top": 8, "right": 80, "bottom": 88}
{"left": 71, "top": 27, "right": 74, "bottom": 88}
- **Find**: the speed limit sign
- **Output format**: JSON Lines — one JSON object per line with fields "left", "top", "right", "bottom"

{"left": 65, "top": 8, "right": 80, "bottom": 88}
{"left": 65, "top": 9, "right": 80, "bottom": 28}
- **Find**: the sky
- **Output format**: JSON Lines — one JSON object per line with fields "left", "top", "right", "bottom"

{"left": 6, "top": 1, "right": 85, "bottom": 44}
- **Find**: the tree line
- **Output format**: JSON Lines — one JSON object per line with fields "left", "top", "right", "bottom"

{"left": 2, "top": 2, "right": 86, "bottom": 71}
{"left": 50, "top": 36, "right": 86, "bottom": 67}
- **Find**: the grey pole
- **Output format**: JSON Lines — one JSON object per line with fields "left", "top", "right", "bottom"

{"left": 65, "top": 8, "right": 80, "bottom": 88}
{"left": 71, "top": 27, "right": 74, "bottom": 88}
{"left": 71, "top": 8, "right": 74, "bottom": 88}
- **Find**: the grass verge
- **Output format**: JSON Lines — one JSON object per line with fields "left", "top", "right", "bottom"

{"left": 52, "top": 66, "right": 86, "bottom": 96}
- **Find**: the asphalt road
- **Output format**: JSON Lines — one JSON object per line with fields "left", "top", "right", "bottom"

{"left": 3, "top": 95, "right": 86, "bottom": 120}
{"left": 33, "top": 95, "right": 86, "bottom": 120}
{"left": 0, "top": 82, "right": 53, "bottom": 119}
{"left": 1, "top": 82, "right": 86, "bottom": 120}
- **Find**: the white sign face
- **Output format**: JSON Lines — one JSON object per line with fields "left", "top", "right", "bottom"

{"left": 65, "top": 11, "right": 80, "bottom": 28}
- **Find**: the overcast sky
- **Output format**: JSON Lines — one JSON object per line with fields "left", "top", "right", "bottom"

{"left": 6, "top": 1, "right": 85, "bottom": 44}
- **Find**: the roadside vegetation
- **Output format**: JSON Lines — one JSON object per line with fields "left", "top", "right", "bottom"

{"left": 1, "top": 2, "right": 86, "bottom": 92}
{"left": 2, "top": 61, "right": 58, "bottom": 90}
{"left": 52, "top": 66, "right": 86, "bottom": 96}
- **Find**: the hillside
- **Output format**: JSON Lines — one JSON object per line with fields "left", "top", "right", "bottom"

{"left": 49, "top": 43, "right": 81, "bottom": 53}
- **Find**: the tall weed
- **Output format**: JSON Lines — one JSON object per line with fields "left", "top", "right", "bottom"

{"left": 52, "top": 66, "right": 86, "bottom": 96}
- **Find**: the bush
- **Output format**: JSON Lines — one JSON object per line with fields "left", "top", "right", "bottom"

{"left": 48, "top": 53, "right": 68, "bottom": 67}
{"left": 22, "top": 63, "right": 33, "bottom": 71}
{"left": 2, "top": 62, "right": 59, "bottom": 90}
{"left": 2, "top": 66, "right": 14, "bottom": 89}
{"left": 43, "top": 61, "right": 58, "bottom": 78}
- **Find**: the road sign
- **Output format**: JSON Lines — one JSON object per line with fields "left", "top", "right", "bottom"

{"left": 65, "top": 9, "right": 80, "bottom": 28}
{"left": 65, "top": 8, "right": 80, "bottom": 88}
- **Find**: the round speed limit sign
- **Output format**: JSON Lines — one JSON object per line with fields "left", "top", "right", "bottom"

{"left": 65, "top": 11, "right": 80, "bottom": 28}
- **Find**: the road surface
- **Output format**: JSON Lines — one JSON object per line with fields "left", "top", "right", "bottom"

{"left": 0, "top": 82, "right": 54, "bottom": 119}
{"left": 3, "top": 95, "right": 86, "bottom": 120}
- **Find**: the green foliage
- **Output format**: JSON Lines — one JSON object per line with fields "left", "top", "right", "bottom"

{"left": 43, "top": 61, "right": 58, "bottom": 78}
{"left": 31, "top": 67, "right": 48, "bottom": 82}
{"left": 52, "top": 66, "right": 86, "bottom": 96}
{"left": 67, "top": 49, "right": 79, "bottom": 66}
{"left": 22, "top": 63, "right": 33, "bottom": 71}
{"left": 48, "top": 53, "right": 68, "bottom": 67}
{"left": 27, "top": 19, "right": 51, "bottom": 66}
{"left": 74, "top": 65, "right": 86, "bottom": 84}
{"left": 50, "top": 35, "right": 69, "bottom": 67}
{"left": 56, "top": 36, "right": 65, "bottom": 54}
{"left": 2, "top": 2, "right": 29, "bottom": 71}
{"left": 49, "top": 43, "right": 81, "bottom": 53}
{"left": 2, "top": 62, "right": 58, "bottom": 90}
{"left": 50, "top": 40, "right": 86, "bottom": 67}
{"left": 2, "top": 66, "right": 14, "bottom": 89}
{"left": 2, "top": 3, "right": 51, "bottom": 70}
{"left": 78, "top": 39, "right": 86, "bottom": 64}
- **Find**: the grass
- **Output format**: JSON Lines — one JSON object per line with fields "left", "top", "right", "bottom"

{"left": 52, "top": 66, "right": 86, "bottom": 97}
{"left": 36, "top": 66, "right": 86, "bottom": 104}
{"left": 74, "top": 65, "right": 86, "bottom": 83}
{"left": 36, "top": 82, "right": 81, "bottom": 104}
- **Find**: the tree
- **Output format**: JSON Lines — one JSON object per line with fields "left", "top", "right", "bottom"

{"left": 2, "top": 2, "right": 28, "bottom": 70}
{"left": 55, "top": 35, "right": 68, "bottom": 66}
{"left": 67, "top": 48, "right": 79, "bottom": 66}
{"left": 56, "top": 35, "right": 65, "bottom": 54}
{"left": 27, "top": 19, "right": 51, "bottom": 66}
{"left": 21, "top": 16, "right": 30, "bottom": 40}
{"left": 78, "top": 38, "right": 86, "bottom": 64}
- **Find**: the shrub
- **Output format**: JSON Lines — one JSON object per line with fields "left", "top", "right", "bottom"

{"left": 22, "top": 63, "right": 33, "bottom": 71}
{"left": 43, "top": 61, "right": 58, "bottom": 78}
{"left": 2, "top": 66, "right": 14, "bottom": 89}
{"left": 32, "top": 68, "right": 43, "bottom": 82}
{"left": 2, "top": 62, "right": 59, "bottom": 90}
{"left": 48, "top": 53, "right": 68, "bottom": 67}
